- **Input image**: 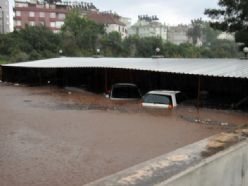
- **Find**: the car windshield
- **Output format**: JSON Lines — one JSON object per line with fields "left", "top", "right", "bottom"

{"left": 143, "top": 94, "right": 172, "bottom": 104}
{"left": 112, "top": 86, "right": 141, "bottom": 99}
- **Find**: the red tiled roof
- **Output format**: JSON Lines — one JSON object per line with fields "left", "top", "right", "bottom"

{"left": 87, "top": 13, "right": 126, "bottom": 26}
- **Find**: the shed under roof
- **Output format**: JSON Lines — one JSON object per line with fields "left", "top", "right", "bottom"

{"left": 2, "top": 57, "right": 248, "bottom": 79}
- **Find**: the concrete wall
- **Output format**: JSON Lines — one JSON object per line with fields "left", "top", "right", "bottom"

{"left": 85, "top": 139, "right": 248, "bottom": 186}
{"left": 160, "top": 140, "right": 248, "bottom": 186}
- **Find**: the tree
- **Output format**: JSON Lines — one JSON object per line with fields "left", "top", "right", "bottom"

{"left": 101, "top": 31, "right": 123, "bottom": 57}
{"left": 18, "top": 25, "right": 61, "bottom": 55}
{"left": 201, "top": 22, "right": 221, "bottom": 46}
{"left": 205, "top": 0, "right": 248, "bottom": 48}
{"left": 136, "top": 37, "right": 163, "bottom": 57}
{"left": 0, "top": 25, "right": 61, "bottom": 62}
{"left": 187, "top": 19, "right": 203, "bottom": 45}
{"left": 61, "top": 10, "right": 105, "bottom": 56}
{"left": 122, "top": 35, "right": 140, "bottom": 57}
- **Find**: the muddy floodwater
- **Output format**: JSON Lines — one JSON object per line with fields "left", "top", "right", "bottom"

{"left": 0, "top": 83, "right": 248, "bottom": 186}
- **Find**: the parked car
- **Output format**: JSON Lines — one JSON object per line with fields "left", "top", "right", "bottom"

{"left": 142, "top": 90, "right": 186, "bottom": 109}
{"left": 108, "top": 83, "right": 142, "bottom": 100}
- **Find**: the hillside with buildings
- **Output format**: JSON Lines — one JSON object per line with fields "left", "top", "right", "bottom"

{"left": 0, "top": 0, "right": 235, "bottom": 45}
{"left": 0, "top": 0, "right": 241, "bottom": 62}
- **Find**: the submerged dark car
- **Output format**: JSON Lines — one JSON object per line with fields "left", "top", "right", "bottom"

{"left": 108, "top": 83, "right": 142, "bottom": 100}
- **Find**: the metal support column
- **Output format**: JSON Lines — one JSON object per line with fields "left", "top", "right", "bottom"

{"left": 197, "top": 75, "right": 201, "bottom": 109}
{"left": 104, "top": 68, "right": 108, "bottom": 93}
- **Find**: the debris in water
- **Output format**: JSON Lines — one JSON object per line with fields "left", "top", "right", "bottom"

{"left": 180, "top": 115, "right": 235, "bottom": 129}
{"left": 221, "top": 122, "right": 229, "bottom": 126}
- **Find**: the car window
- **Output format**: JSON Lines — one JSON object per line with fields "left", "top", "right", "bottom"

{"left": 143, "top": 94, "right": 172, "bottom": 104}
{"left": 112, "top": 86, "right": 141, "bottom": 98}
{"left": 176, "top": 92, "right": 187, "bottom": 104}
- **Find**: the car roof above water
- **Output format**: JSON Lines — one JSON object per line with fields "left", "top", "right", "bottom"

{"left": 146, "top": 90, "right": 181, "bottom": 96}
{"left": 112, "top": 83, "right": 138, "bottom": 87}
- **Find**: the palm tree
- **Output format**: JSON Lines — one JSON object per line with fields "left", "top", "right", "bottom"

{"left": 187, "top": 19, "right": 203, "bottom": 45}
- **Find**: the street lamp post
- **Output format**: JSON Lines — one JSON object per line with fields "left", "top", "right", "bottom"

{"left": 0, "top": 6, "right": 4, "bottom": 34}
{"left": 243, "top": 47, "right": 248, "bottom": 58}
{"left": 59, "top": 49, "right": 63, "bottom": 56}
{"left": 96, "top": 48, "right": 100, "bottom": 55}
{"left": 155, "top": 47, "right": 160, "bottom": 55}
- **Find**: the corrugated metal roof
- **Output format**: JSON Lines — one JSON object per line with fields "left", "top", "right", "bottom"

{"left": 2, "top": 57, "right": 248, "bottom": 79}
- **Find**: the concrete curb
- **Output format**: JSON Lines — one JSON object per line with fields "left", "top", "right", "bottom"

{"left": 84, "top": 137, "right": 248, "bottom": 186}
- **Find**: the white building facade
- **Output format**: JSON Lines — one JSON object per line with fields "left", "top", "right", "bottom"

{"left": 167, "top": 25, "right": 190, "bottom": 45}
{"left": 0, "top": 0, "right": 11, "bottom": 33}
{"left": 128, "top": 15, "right": 167, "bottom": 40}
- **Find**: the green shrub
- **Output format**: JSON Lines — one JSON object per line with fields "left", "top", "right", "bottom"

{"left": 30, "top": 50, "right": 42, "bottom": 60}
{"left": 10, "top": 50, "right": 29, "bottom": 62}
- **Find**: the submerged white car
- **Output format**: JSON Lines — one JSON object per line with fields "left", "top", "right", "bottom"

{"left": 142, "top": 90, "right": 186, "bottom": 109}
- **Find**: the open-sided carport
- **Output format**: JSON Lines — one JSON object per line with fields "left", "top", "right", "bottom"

{"left": 1, "top": 57, "right": 248, "bottom": 109}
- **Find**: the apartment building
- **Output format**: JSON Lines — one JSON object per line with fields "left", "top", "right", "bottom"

{"left": 14, "top": 1, "right": 68, "bottom": 32}
{"left": 167, "top": 25, "right": 190, "bottom": 45}
{"left": 128, "top": 15, "right": 168, "bottom": 40}
{"left": 13, "top": 0, "right": 98, "bottom": 32}
{"left": 0, "top": 0, "right": 11, "bottom": 33}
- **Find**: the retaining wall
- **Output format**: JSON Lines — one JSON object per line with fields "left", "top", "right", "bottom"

{"left": 85, "top": 138, "right": 248, "bottom": 186}
{"left": 159, "top": 140, "right": 248, "bottom": 186}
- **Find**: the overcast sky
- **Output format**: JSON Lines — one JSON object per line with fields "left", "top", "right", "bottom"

{"left": 89, "top": 0, "right": 219, "bottom": 25}
{"left": 9, "top": 0, "right": 219, "bottom": 26}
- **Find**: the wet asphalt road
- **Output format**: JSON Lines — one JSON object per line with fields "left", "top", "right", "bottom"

{"left": 0, "top": 83, "right": 247, "bottom": 186}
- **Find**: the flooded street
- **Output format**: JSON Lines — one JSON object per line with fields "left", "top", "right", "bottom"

{"left": 0, "top": 83, "right": 247, "bottom": 186}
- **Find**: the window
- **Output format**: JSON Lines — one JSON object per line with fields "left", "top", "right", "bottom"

{"left": 50, "top": 22, "right": 55, "bottom": 27}
{"left": 50, "top": 13, "right": 56, "bottom": 18}
{"left": 50, "top": 5, "right": 55, "bottom": 9}
{"left": 15, "top": 20, "right": 21, "bottom": 26}
{"left": 55, "top": 21, "right": 64, "bottom": 28}
{"left": 15, "top": 11, "right": 21, "bottom": 17}
{"left": 15, "top": 3, "right": 28, "bottom": 7}
{"left": 39, "top": 21, "right": 45, "bottom": 26}
{"left": 29, "top": 12, "right": 35, "bottom": 17}
{"left": 29, "top": 21, "right": 35, "bottom": 26}
{"left": 58, "top": 13, "right": 65, "bottom": 19}
{"left": 39, "top": 12, "right": 45, "bottom": 17}
{"left": 111, "top": 85, "right": 141, "bottom": 99}
{"left": 143, "top": 94, "right": 172, "bottom": 105}
{"left": 37, "top": 4, "right": 44, "bottom": 8}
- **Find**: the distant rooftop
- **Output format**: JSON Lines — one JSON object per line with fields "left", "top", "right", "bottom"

{"left": 17, "top": 0, "right": 98, "bottom": 10}
{"left": 87, "top": 12, "right": 126, "bottom": 26}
